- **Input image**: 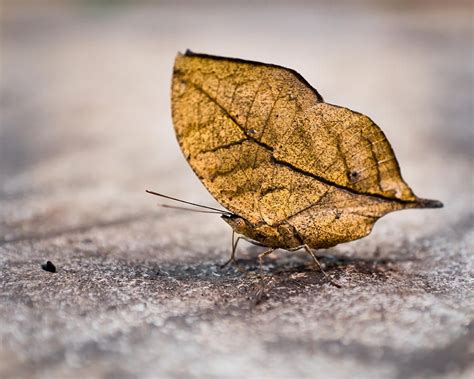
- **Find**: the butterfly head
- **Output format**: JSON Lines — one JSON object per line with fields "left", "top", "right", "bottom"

{"left": 221, "top": 214, "right": 254, "bottom": 236}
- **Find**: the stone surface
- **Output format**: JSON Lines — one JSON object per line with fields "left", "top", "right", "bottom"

{"left": 1, "top": 2, "right": 473, "bottom": 378}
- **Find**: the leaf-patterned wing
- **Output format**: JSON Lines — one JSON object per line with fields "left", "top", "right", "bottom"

{"left": 171, "top": 52, "right": 441, "bottom": 248}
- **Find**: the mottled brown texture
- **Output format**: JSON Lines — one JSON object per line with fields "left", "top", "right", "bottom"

{"left": 172, "top": 52, "right": 442, "bottom": 249}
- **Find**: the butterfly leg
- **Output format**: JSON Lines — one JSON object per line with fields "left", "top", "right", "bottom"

{"left": 258, "top": 248, "right": 276, "bottom": 276}
{"left": 251, "top": 248, "right": 276, "bottom": 304}
{"left": 288, "top": 245, "right": 341, "bottom": 288}
{"left": 220, "top": 231, "right": 241, "bottom": 269}
{"left": 221, "top": 232, "right": 268, "bottom": 269}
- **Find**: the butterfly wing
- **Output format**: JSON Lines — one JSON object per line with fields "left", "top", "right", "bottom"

{"left": 171, "top": 52, "right": 440, "bottom": 248}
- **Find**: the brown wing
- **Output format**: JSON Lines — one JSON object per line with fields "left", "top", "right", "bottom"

{"left": 171, "top": 51, "right": 440, "bottom": 248}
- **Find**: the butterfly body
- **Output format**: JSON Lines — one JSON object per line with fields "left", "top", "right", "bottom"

{"left": 221, "top": 214, "right": 302, "bottom": 250}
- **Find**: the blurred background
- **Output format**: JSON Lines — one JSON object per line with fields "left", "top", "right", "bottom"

{"left": 1, "top": 1, "right": 473, "bottom": 378}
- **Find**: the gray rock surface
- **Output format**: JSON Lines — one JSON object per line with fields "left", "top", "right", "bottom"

{"left": 1, "top": 2, "right": 473, "bottom": 378}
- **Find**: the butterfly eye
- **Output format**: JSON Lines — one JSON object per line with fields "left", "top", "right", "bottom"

{"left": 235, "top": 218, "right": 245, "bottom": 227}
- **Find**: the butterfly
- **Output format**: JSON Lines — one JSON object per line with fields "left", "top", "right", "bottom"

{"left": 148, "top": 51, "right": 442, "bottom": 279}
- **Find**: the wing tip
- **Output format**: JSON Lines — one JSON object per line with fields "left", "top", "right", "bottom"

{"left": 414, "top": 198, "right": 444, "bottom": 209}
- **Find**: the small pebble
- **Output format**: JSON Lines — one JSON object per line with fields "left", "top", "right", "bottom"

{"left": 41, "top": 261, "right": 56, "bottom": 273}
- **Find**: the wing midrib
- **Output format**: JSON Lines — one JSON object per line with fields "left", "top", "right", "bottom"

{"left": 178, "top": 75, "right": 418, "bottom": 207}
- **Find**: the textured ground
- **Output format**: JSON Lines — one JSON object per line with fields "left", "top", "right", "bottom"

{"left": 1, "top": 2, "right": 473, "bottom": 379}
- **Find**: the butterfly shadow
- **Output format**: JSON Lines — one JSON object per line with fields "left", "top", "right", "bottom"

{"left": 224, "top": 244, "right": 409, "bottom": 275}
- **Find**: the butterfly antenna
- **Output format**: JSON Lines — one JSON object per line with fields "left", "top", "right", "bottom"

{"left": 158, "top": 204, "right": 228, "bottom": 214}
{"left": 146, "top": 190, "right": 234, "bottom": 216}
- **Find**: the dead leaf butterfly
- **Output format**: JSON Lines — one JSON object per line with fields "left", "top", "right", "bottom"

{"left": 147, "top": 51, "right": 442, "bottom": 278}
